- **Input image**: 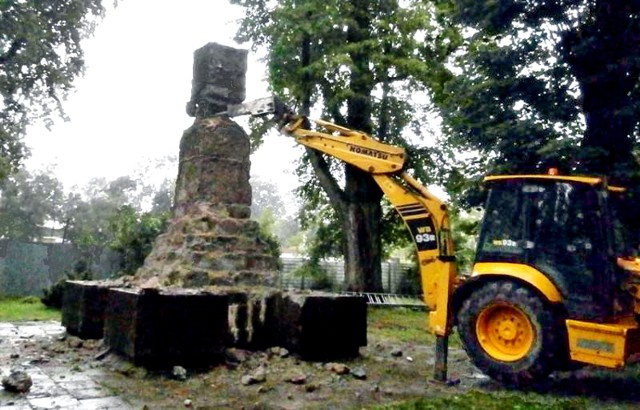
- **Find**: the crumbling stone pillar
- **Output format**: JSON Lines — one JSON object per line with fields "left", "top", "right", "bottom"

{"left": 134, "top": 43, "right": 278, "bottom": 288}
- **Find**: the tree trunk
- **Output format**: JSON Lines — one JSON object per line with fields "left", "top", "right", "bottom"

{"left": 341, "top": 0, "right": 383, "bottom": 292}
{"left": 298, "top": 0, "right": 385, "bottom": 292}
{"left": 342, "top": 166, "right": 383, "bottom": 292}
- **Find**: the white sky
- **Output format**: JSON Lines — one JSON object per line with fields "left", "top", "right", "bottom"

{"left": 24, "top": 0, "right": 303, "bottom": 199}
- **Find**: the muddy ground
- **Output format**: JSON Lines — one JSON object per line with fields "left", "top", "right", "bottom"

{"left": 7, "top": 312, "right": 640, "bottom": 409}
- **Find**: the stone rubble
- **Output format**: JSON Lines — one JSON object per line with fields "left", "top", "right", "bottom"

{"left": 171, "top": 366, "right": 188, "bottom": 381}
{"left": 1, "top": 367, "right": 32, "bottom": 393}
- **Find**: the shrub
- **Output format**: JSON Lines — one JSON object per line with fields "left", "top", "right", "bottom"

{"left": 41, "top": 261, "right": 92, "bottom": 308}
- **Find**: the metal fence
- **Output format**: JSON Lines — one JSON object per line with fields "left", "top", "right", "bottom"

{"left": 277, "top": 256, "right": 420, "bottom": 295}
{"left": 0, "top": 243, "right": 420, "bottom": 299}
{"left": 0, "top": 240, "right": 120, "bottom": 297}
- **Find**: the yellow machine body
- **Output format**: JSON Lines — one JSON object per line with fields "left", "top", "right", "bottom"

{"left": 566, "top": 317, "right": 640, "bottom": 368}
{"left": 231, "top": 98, "right": 640, "bottom": 383}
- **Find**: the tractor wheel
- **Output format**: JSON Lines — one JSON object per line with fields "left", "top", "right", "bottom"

{"left": 456, "top": 280, "right": 560, "bottom": 386}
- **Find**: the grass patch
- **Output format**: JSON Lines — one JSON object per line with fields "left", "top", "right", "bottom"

{"left": 380, "top": 390, "right": 587, "bottom": 409}
{"left": 368, "top": 306, "right": 460, "bottom": 347}
{"left": 0, "top": 296, "right": 61, "bottom": 322}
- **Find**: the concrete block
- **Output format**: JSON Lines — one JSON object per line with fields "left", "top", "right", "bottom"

{"left": 62, "top": 281, "right": 110, "bottom": 339}
{"left": 227, "top": 290, "right": 282, "bottom": 350}
{"left": 103, "top": 288, "right": 229, "bottom": 368}
{"left": 278, "top": 293, "right": 368, "bottom": 360}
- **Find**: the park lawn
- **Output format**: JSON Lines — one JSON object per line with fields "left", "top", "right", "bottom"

{"left": 368, "top": 305, "right": 461, "bottom": 347}
{"left": 0, "top": 296, "right": 61, "bottom": 322}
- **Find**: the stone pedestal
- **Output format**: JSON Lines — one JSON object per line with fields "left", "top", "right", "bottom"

{"left": 62, "top": 281, "right": 111, "bottom": 340}
{"left": 279, "top": 293, "right": 368, "bottom": 360}
{"left": 103, "top": 288, "right": 228, "bottom": 368}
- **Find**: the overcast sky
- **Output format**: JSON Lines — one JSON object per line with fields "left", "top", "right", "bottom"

{"left": 24, "top": 0, "right": 302, "bottom": 198}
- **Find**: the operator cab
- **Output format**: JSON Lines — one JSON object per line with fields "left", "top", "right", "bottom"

{"left": 475, "top": 174, "right": 635, "bottom": 322}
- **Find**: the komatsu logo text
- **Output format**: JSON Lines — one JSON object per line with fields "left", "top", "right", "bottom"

{"left": 349, "top": 145, "right": 389, "bottom": 160}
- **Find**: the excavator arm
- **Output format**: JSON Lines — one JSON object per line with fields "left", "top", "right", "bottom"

{"left": 220, "top": 98, "right": 457, "bottom": 381}
{"left": 281, "top": 114, "right": 456, "bottom": 316}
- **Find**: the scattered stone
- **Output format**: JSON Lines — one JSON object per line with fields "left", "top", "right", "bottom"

{"left": 83, "top": 339, "right": 102, "bottom": 349}
{"left": 351, "top": 367, "right": 367, "bottom": 380}
{"left": 184, "top": 398, "right": 193, "bottom": 407}
{"left": 241, "top": 366, "right": 267, "bottom": 386}
{"left": 269, "top": 346, "right": 290, "bottom": 358}
{"left": 115, "top": 362, "right": 137, "bottom": 377}
{"left": 286, "top": 372, "right": 307, "bottom": 385}
{"left": 406, "top": 356, "right": 414, "bottom": 362}
{"left": 94, "top": 347, "right": 111, "bottom": 361}
{"left": 2, "top": 368, "right": 33, "bottom": 393}
{"left": 305, "top": 383, "right": 319, "bottom": 393}
{"left": 67, "top": 336, "right": 83, "bottom": 349}
{"left": 390, "top": 348, "right": 402, "bottom": 357}
{"left": 172, "top": 366, "right": 188, "bottom": 381}
{"left": 52, "top": 344, "right": 67, "bottom": 354}
{"left": 224, "top": 348, "right": 250, "bottom": 364}
{"left": 446, "top": 378, "right": 461, "bottom": 386}
{"left": 241, "top": 375, "right": 256, "bottom": 386}
{"left": 28, "top": 356, "right": 49, "bottom": 365}
{"left": 9, "top": 353, "right": 19, "bottom": 359}
{"left": 325, "top": 363, "right": 350, "bottom": 375}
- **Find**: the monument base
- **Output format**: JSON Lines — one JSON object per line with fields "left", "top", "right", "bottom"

{"left": 62, "top": 281, "right": 367, "bottom": 367}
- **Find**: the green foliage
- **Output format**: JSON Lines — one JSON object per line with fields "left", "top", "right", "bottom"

{"left": 0, "top": 168, "right": 64, "bottom": 241}
{"left": 292, "top": 259, "right": 336, "bottom": 291}
{"left": 0, "top": 296, "right": 61, "bottom": 321}
{"left": 233, "top": 0, "right": 461, "bottom": 291}
{"left": 297, "top": 200, "right": 343, "bottom": 260}
{"left": 437, "top": 0, "right": 640, "bottom": 205}
{"left": 256, "top": 208, "right": 282, "bottom": 265}
{"left": 62, "top": 171, "right": 173, "bottom": 271}
{"left": 41, "top": 262, "right": 91, "bottom": 308}
{"left": 108, "top": 205, "right": 168, "bottom": 275}
{"left": 0, "top": 0, "right": 109, "bottom": 180}
{"left": 450, "top": 207, "right": 481, "bottom": 274}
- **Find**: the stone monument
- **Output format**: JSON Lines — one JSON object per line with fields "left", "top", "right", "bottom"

{"left": 134, "top": 43, "right": 278, "bottom": 289}
{"left": 62, "top": 43, "right": 366, "bottom": 368}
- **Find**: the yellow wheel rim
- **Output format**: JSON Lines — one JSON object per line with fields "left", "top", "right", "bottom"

{"left": 476, "top": 304, "right": 535, "bottom": 362}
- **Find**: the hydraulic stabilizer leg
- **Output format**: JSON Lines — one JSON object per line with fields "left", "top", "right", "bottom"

{"left": 434, "top": 335, "right": 449, "bottom": 382}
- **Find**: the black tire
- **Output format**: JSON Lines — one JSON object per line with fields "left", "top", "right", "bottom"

{"left": 456, "top": 280, "right": 561, "bottom": 386}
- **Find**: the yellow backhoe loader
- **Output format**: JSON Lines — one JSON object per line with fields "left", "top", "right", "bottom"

{"left": 223, "top": 96, "right": 640, "bottom": 386}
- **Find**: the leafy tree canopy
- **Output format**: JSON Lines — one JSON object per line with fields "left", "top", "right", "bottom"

{"left": 0, "top": 167, "right": 63, "bottom": 241}
{"left": 233, "top": 0, "right": 460, "bottom": 290}
{"left": 437, "top": 0, "right": 640, "bottom": 205}
{"left": 0, "top": 0, "right": 109, "bottom": 180}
